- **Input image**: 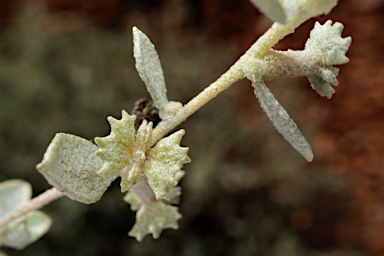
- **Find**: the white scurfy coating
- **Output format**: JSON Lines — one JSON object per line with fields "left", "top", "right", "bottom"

{"left": 133, "top": 27, "right": 169, "bottom": 112}
{"left": 253, "top": 81, "right": 314, "bottom": 161}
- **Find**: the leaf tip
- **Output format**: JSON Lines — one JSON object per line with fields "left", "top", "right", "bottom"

{"left": 304, "top": 150, "right": 314, "bottom": 162}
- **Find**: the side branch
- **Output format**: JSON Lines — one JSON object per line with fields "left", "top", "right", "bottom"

{"left": 0, "top": 187, "right": 64, "bottom": 228}
{"left": 150, "top": 17, "right": 312, "bottom": 144}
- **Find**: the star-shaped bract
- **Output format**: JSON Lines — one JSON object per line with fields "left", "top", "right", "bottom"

{"left": 124, "top": 189, "right": 182, "bottom": 241}
{"left": 305, "top": 20, "right": 352, "bottom": 98}
{"left": 95, "top": 110, "right": 152, "bottom": 191}
{"left": 144, "top": 130, "right": 190, "bottom": 201}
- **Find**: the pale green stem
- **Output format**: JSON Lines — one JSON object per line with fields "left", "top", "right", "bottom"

{"left": 0, "top": 188, "right": 64, "bottom": 229}
{"left": 151, "top": 63, "right": 244, "bottom": 143}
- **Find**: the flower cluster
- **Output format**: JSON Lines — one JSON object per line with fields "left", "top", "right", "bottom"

{"left": 94, "top": 110, "right": 190, "bottom": 240}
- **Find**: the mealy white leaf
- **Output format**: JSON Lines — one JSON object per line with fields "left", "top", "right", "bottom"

{"left": 37, "top": 133, "right": 112, "bottom": 204}
{"left": 133, "top": 26, "right": 168, "bottom": 111}
{"left": 305, "top": 21, "right": 351, "bottom": 66}
{"left": 252, "top": 80, "right": 313, "bottom": 161}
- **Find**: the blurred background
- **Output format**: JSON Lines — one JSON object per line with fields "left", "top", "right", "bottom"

{"left": 0, "top": 0, "right": 383, "bottom": 255}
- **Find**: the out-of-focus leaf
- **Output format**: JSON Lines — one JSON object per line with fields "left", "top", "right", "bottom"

{"left": 250, "top": 0, "right": 340, "bottom": 24}
{"left": 0, "top": 211, "right": 51, "bottom": 250}
{"left": 249, "top": 0, "right": 287, "bottom": 23}
{"left": 0, "top": 180, "right": 31, "bottom": 217}
{"left": 0, "top": 180, "right": 52, "bottom": 249}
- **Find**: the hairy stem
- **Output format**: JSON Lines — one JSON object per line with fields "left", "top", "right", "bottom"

{"left": 0, "top": 188, "right": 64, "bottom": 228}
{"left": 261, "top": 50, "right": 317, "bottom": 80}
{"left": 151, "top": 63, "right": 244, "bottom": 143}
{"left": 151, "top": 17, "right": 309, "bottom": 144}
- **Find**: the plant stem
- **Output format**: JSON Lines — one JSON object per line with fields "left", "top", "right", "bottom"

{"left": 249, "top": 16, "right": 306, "bottom": 54}
{"left": 151, "top": 63, "right": 244, "bottom": 143}
{"left": 151, "top": 17, "right": 308, "bottom": 144}
{"left": 0, "top": 187, "right": 64, "bottom": 228}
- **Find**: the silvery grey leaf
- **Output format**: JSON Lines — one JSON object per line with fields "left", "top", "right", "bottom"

{"left": 133, "top": 27, "right": 168, "bottom": 111}
{"left": 1, "top": 211, "right": 52, "bottom": 250}
{"left": 0, "top": 180, "right": 31, "bottom": 217}
{"left": 37, "top": 133, "right": 112, "bottom": 204}
{"left": 252, "top": 81, "right": 313, "bottom": 161}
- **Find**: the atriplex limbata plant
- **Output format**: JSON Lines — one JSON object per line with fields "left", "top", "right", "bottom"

{"left": 0, "top": 0, "right": 351, "bottom": 250}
